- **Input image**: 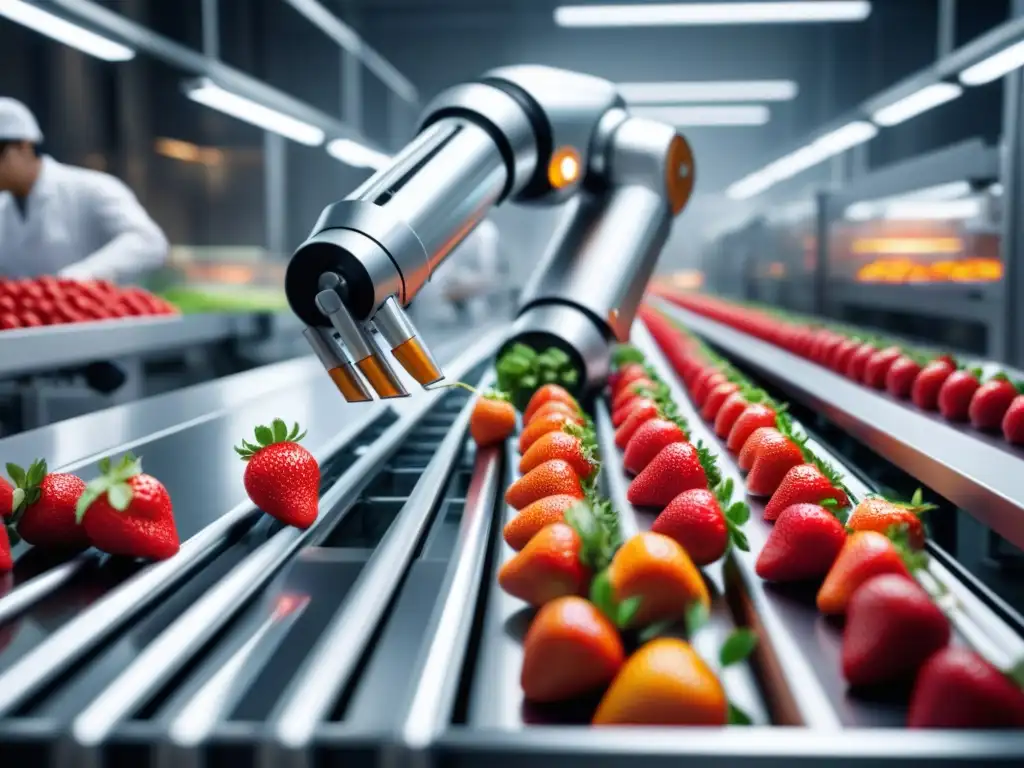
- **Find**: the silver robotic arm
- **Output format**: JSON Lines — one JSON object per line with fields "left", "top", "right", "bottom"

{"left": 284, "top": 65, "right": 695, "bottom": 402}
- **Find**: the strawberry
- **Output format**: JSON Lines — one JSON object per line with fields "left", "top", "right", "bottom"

{"left": 498, "top": 522, "right": 591, "bottom": 606}
{"left": 0, "top": 476, "right": 12, "bottom": 520}
{"left": 908, "top": 647, "right": 1024, "bottom": 729}
{"left": 969, "top": 374, "right": 1020, "bottom": 431}
{"left": 505, "top": 459, "right": 584, "bottom": 510}
{"left": 527, "top": 400, "right": 579, "bottom": 426}
{"left": 627, "top": 441, "right": 717, "bottom": 509}
{"left": 844, "top": 342, "right": 876, "bottom": 381}
{"left": 503, "top": 495, "right": 582, "bottom": 551}
{"left": 650, "top": 479, "right": 750, "bottom": 566}
{"left": 523, "top": 383, "right": 578, "bottom": 423}
{"left": 0, "top": 526, "right": 11, "bottom": 572}
{"left": 862, "top": 346, "right": 902, "bottom": 389}
{"left": 763, "top": 463, "right": 849, "bottom": 521}
{"left": 469, "top": 391, "right": 516, "bottom": 447}
{"left": 622, "top": 418, "right": 687, "bottom": 476}
{"left": 745, "top": 435, "right": 803, "bottom": 496}
{"left": 611, "top": 379, "right": 657, "bottom": 412}
{"left": 727, "top": 404, "right": 778, "bottom": 454}
{"left": 912, "top": 356, "right": 956, "bottom": 411}
{"left": 756, "top": 503, "right": 846, "bottom": 582}
{"left": 817, "top": 531, "right": 917, "bottom": 615}
{"left": 519, "top": 428, "right": 597, "bottom": 480}
{"left": 700, "top": 381, "right": 740, "bottom": 422}
{"left": 714, "top": 390, "right": 766, "bottom": 439}
{"left": 5, "top": 459, "right": 89, "bottom": 549}
{"left": 842, "top": 573, "right": 950, "bottom": 687}
{"left": 846, "top": 491, "right": 934, "bottom": 550}
{"left": 520, "top": 596, "right": 625, "bottom": 702}
{"left": 938, "top": 368, "right": 981, "bottom": 422}
{"left": 610, "top": 364, "right": 647, "bottom": 399}
{"left": 830, "top": 338, "right": 861, "bottom": 373}
{"left": 235, "top": 419, "right": 320, "bottom": 529}
{"left": 611, "top": 396, "right": 656, "bottom": 428}
{"left": 1002, "top": 395, "right": 1024, "bottom": 445}
{"left": 614, "top": 400, "right": 660, "bottom": 449}
{"left": 693, "top": 372, "right": 727, "bottom": 408}
{"left": 519, "top": 411, "right": 581, "bottom": 453}
{"left": 885, "top": 355, "right": 922, "bottom": 399}
{"left": 75, "top": 454, "right": 180, "bottom": 560}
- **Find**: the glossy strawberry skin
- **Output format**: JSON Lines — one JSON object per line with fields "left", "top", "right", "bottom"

{"left": 726, "top": 405, "right": 777, "bottom": 454}
{"left": 938, "top": 370, "right": 980, "bottom": 422}
{"left": 842, "top": 574, "right": 950, "bottom": 688}
{"left": 763, "top": 464, "right": 848, "bottom": 521}
{"left": 885, "top": 356, "right": 922, "bottom": 399}
{"left": 746, "top": 437, "right": 803, "bottom": 497}
{"left": 700, "top": 382, "right": 739, "bottom": 422}
{"left": 0, "top": 477, "right": 12, "bottom": 520}
{"left": 18, "top": 472, "right": 89, "bottom": 549}
{"left": 614, "top": 401, "right": 659, "bottom": 450}
{"left": 845, "top": 343, "right": 876, "bottom": 381}
{"left": 830, "top": 339, "right": 860, "bottom": 374}
{"left": 627, "top": 442, "right": 707, "bottom": 509}
{"left": 862, "top": 346, "right": 902, "bottom": 389}
{"left": 612, "top": 397, "right": 656, "bottom": 428}
{"left": 693, "top": 372, "right": 727, "bottom": 408}
{"left": 244, "top": 442, "right": 321, "bottom": 529}
{"left": 756, "top": 504, "right": 846, "bottom": 582}
{"left": 622, "top": 419, "right": 687, "bottom": 476}
{"left": 650, "top": 488, "right": 727, "bottom": 566}
{"left": 968, "top": 377, "right": 1018, "bottom": 431}
{"left": 908, "top": 647, "right": 1024, "bottom": 729}
{"left": 1002, "top": 395, "right": 1024, "bottom": 445}
{"left": 82, "top": 474, "right": 180, "bottom": 561}
{"left": 912, "top": 358, "right": 955, "bottom": 411}
{"left": 713, "top": 392, "right": 749, "bottom": 438}
{"left": 0, "top": 526, "right": 11, "bottom": 571}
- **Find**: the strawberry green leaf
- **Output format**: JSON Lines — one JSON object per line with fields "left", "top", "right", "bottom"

{"left": 10, "top": 488, "right": 24, "bottom": 513}
{"left": 714, "top": 477, "right": 735, "bottom": 507}
{"left": 728, "top": 527, "right": 750, "bottom": 553}
{"left": 1006, "top": 659, "right": 1024, "bottom": 690}
{"left": 5, "top": 463, "right": 24, "bottom": 488}
{"left": 684, "top": 600, "right": 709, "bottom": 638}
{"left": 75, "top": 453, "right": 143, "bottom": 523}
{"left": 107, "top": 483, "right": 134, "bottom": 512}
{"left": 638, "top": 618, "right": 677, "bottom": 643}
{"left": 820, "top": 498, "right": 839, "bottom": 508}
{"left": 616, "top": 596, "right": 642, "bottom": 628}
{"left": 612, "top": 344, "right": 646, "bottom": 367}
{"left": 720, "top": 628, "right": 758, "bottom": 667}
{"left": 910, "top": 488, "right": 924, "bottom": 507}
{"left": 561, "top": 368, "right": 579, "bottom": 386}
{"left": 235, "top": 421, "right": 307, "bottom": 460}
{"left": 695, "top": 440, "right": 723, "bottom": 489}
{"left": 589, "top": 570, "right": 616, "bottom": 620}
{"left": 728, "top": 702, "right": 753, "bottom": 726}
{"left": 255, "top": 425, "right": 273, "bottom": 445}
{"left": 25, "top": 460, "right": 46, "bottom": 488}
{"left": 726, "top": 501, "right": 750, "bottom": 526}
{"left": 888, "top": 524, "right": 930, "bottom": 571}
{"left": 5, "top": 525, "right": 20, "bottom": 547}
{"left": 566, "top": 501, "right": 611, "bottom": 570}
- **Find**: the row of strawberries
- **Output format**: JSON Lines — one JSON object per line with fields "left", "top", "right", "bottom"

{"left": 640, "top": 303, "right": 1024, "bottom": 730}
{"left": 465, "top": 381, "right": 757, "bottom": 725}
{"left": 0, "top": 419, "right": 323, "bottom": 570}
{"left": 658, "top": 291, "right": 1024, "bottom": 445}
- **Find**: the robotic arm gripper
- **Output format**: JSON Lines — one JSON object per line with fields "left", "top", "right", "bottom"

{"left": 284, "top": 65, "right": 695, "bottom": 402}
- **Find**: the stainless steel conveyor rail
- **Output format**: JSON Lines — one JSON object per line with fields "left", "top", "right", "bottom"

{"left": 652, "top": 297, "right": 1024, "bottom": 555}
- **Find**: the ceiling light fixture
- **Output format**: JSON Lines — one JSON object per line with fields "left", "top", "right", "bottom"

{"left": 619, "top": 80, "right": 798, "bottom": 103}
{"left": 183, "top": 79, "right": 325, "bottom": 146}
{"left": 960, "top": 39, "right": 1024, "bottom": 86}
{"left": 326, "top": 138, "right": 392, "bottom": 170}
{"left": 554, "top": 2, "right": 871, "bottom": 27}
{"left": 630, "top": 104, "right": 770, "bottom": 126}
{"left": 0, "top": 0, "right": 134, "bottom": 61}
{"left": 871, "top": 82, "right": 962, "bottom": 126}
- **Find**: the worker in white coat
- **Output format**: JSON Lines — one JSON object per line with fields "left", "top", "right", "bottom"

{"left": 0, "top": 98, "right": 168, "bottom": 281}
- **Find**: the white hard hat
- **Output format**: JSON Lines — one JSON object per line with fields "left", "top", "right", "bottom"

{"left": 0, "top": 98, "right": 43, "bottom": 143}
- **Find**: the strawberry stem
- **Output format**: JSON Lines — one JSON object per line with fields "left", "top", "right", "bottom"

{"left": 5, "top": 458, "right": 47, "bottom": 525}
{"left": 75, "top": 453, "right": 143, "bottom": 523}
{"left": 235, "top": 419, "right": 307, "bottom": 461}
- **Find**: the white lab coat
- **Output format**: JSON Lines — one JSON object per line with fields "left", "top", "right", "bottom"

{"left": 0, "top": 156, "right": 168, "bottom": 281}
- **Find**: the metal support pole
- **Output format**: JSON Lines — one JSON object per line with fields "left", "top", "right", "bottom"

{"left": 264, "top": 132, "right": 287, "bottom": 259}
{"left": 1001, "top": 0, "right": 1024, "bottom": 366}
{"left": 938, "top": 0, "right": 956, "bottom": 58}
{"left": 201, "top": 0, "right": 219, "bottom": 59}
{"left": 813, "top": 191, "right": 830, "bottom": 318}
{"left": 342, "top": 50, "right": 362, "bottom": 133}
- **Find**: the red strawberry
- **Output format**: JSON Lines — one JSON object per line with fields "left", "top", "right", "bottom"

{"left": 841, "top": 573, "right": 950, "bottom": 687}
{"left": 700, "top": 381, "right": 739, "bottom": 421}
{"left": 76, "top": 454, "right": 180, "bottom": 560}
{"left": 737, "top": 427, "right": 783, "bottom": 472}
{"left": 622, "top": 418, "right": 687, "bottom": 475}
{"left": 862, "top": 346, "right": 902, "bottom": 389}
{"left": 236, "top": 420, "right": 320, "bottom": 529}
{"left": 763, "top": 463, "right": 848, "bottom": 521}
{"left": 969, "top": 374, "right": 1020, "bottom": 431}
{"left": 0, "top": 476, "right": 12, "bottom": 520}
{"left": 612, "top": 379, "right": 656, "bottom": 412}
{"left": 746, "top": 437, "right": 803, "bottom": 497}
{"left": 912, "top": 356, "right": 956, "bottom": 411}
{"left": 651, "top": 484, "right": 749, "bottom": 566}
{"left": 908, "top": 647, "right": 1024, "bottom": 729}
{"left": 627, "top": 442, "right": 708, "bottom": 509}
{"left": 938, "top": 369, "right": 981, "bottom": 422}
{"left": 0, "top": 526, "right": 11, "bottom": 571}
{"left": 713, "top": 391, "right": 749, "bottom": 438}
{"left": 693, "top": 372, "right": 727, "bottom": 408}
{"left": 6, "top": 459, "right": 89, "bottom": 549}
{"left": 611, "top": 364, "right": 647, "bottom": 399}
{"left": 885, "top": 355, "right": 922, "bottom": 399}
{"left": 614, "top": 400, "right": 659, "bottom": 449}
{"left": 830, "top": 338, "right": 860, "bottom": 373}
{"left": 844, "top": 342, "right": 876, "bottom": 381}
{"left": 1002, "top": 395, "right": 1024, "bottom": 445}
{"left": 612, "top": 397, "right": 656, "bottom": 428}
{"left": 755, "top": 503, "right": 846, "bottom": 582}
{"left": 727, "top": 404, "right": 778, "bottom": 454}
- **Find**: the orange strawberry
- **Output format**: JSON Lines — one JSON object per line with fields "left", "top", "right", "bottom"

{"left": 846, "top": 491, "right": 934, "bottom": 550}
{"left": 498, "top": 522, "right": 591, "bottom": 606}
{"left": 469, "top": 392, "right": 517, "bottom": 447}
{"left": 737, "top": 427, "right": 784, "bottom": 472}
{"left": 592, "top": 638, "right": 727, "bottom": 725}
{"left": 606, "top": 531, "right": 710, "bottom": 627}
{"left": 817, "top": 531, "right": 916, "bottom": 615}
{"left": 521, "top": 596, "right": 625, "bottom": 702}
{"left": 526, "top": 400, "right": 579, "bottom": 426}
{"left": 523, "top": 384, "right": 578, "bottom": 423}
{"left": 503, "top": 494, "right": 582, "bottom": 551}
{"left": 518, "top": 428, "right": 597, "bottom": 480}
{"left": 505, "top": 459, "right": 584, "bottom": 510}
{"left": 519, "top": 411, "right": 582, "bottom": 453}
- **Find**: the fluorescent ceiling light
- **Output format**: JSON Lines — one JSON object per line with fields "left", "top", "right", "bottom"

{"left": 184, "top": 79, "right": 325, "bottom": 146}
{"left": 327, "top": 138, "right": 391, "bottom": 169}
{"left": 619, "top": 80, "right": 798, "bottom": 103}
{"left": 554, "top": 2, "right": 871, "bottom": 27}
{"left": 960, "top": 39, "right": 1024, "bottom": 86}
{"left": 883, "top": 199, "right": 983, "bottom": 221}
{"left": 0, "top": 0, "right": 134, "bottom": 61}
{"left": 902, "top": 180, "right": 972, "bottom": 201}
{"left": 630, "top": 104, "right": 770, "bottom": 126}
{"left": 844, "top": 180, "right": 974, "bottom": 219}
{"left": 726, "top": 120, "right": 877, "bottom": 200}
{"left": 871, "top": 82, "right": 962, "bottom": 126}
